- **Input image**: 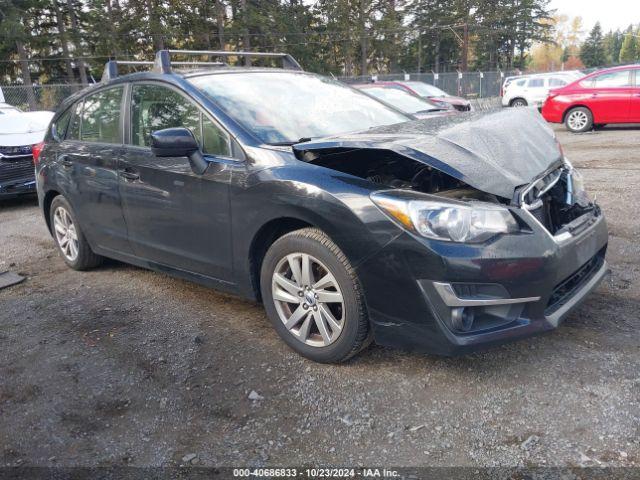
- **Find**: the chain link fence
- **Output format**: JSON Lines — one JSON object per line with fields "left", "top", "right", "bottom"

{"left": 1, "top": 70, "right": 517, "bottom": 112}
{"left": 0, "top": 84, "right": 86, "bottom": 112}
{"left": 340, "top": 70, "right": 519, "bottom": 100}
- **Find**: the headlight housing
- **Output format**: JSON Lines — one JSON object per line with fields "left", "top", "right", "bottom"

{"left": 371, "top": 191, "right": 519, "bottom": 243}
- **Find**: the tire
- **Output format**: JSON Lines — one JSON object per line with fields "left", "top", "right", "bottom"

{"left": 260, "top": 228, "right": 370, "bottom": 363}
{"left": 565, "top": 107, "right": 593, "bottom": 133}
{"left": 510, "top": 98, "right": 528, "bottom": 107}
{"left": 49, "top": 195, "right": 103, "bottom": 270}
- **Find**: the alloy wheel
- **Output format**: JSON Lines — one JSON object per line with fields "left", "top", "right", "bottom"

{"left": 271, "top": 253, "right": 344, "bottom": 347}
{"left": 53, "top": 206, "right": 79, "bottom": 262}
{"left": 567, "top": 110, "right": 589, "bottom": 131}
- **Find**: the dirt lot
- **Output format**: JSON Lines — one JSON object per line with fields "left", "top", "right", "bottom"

{"left": 1, "top": 124, "right": 639, "bottom": 469}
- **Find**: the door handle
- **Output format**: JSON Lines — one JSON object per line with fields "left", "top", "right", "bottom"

{"left": 59, "top": 154, "right": 73, "bottom": 168}
{"left": 120, "top": 169, "right": 140, "bottom": 181}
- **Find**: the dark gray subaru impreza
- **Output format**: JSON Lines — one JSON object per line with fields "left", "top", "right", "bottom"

{"left": 34, "top": 50, "right": 608, "bottom": 363}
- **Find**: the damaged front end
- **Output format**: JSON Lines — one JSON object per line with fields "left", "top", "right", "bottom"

{"left": 517, "top": 163, "right": 600, "bottom": 242}
{"left": 291, "top": 109, "right": 608, "bottom": 350}
{"left": 293, "top": 108, "right": 601, "bottom": 244}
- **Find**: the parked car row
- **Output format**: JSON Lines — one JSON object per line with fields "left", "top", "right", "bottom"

{"left": 29, "top": 50, "right": 608, "bottom": 363}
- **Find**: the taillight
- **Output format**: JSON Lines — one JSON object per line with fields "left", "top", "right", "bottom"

{"left": 32, "top": 141, "right": 45, "bottom": 165}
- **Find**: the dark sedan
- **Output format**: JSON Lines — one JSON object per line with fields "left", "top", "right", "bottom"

{"left": 353, "top": 84, "right": 455, "bottom": 120}
{"left": 376, "top": 80, "right": 472, "bottom": 111}
{"left": 34, "top": 50, "right": 608, "bottom": 363}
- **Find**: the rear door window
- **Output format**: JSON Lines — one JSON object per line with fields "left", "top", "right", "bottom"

{"left": 592, "top": 70, "right": 632, "bottom": 88}
{"left": 527, "top": 78, "right": 545, "bottom": 88}
{"left": 130, "top": 83, "right": 231, "bottom": 157}
{"left": 549, "top": 78, "right": 567, "bottom": 87}
{"left": 79, "top": 87, "right": 124, "bottom": 143}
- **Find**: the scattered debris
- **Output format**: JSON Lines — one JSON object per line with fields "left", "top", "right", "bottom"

{"left": 0, "top": 271, "right": 24, "bottom": 290}
{"left": 248, "top": 390, "right": 264, "bottom": 401}
{"left": 520, "top": 435, "right": 540, "bottom": 451}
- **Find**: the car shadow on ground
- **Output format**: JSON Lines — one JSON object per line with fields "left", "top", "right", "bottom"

{"left": 0, "top": 195, "right": 38, "bottom": 210}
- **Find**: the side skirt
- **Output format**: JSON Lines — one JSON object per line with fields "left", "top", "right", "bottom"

{"left": 92, "top": 245, "right": 247, "bottom": 299}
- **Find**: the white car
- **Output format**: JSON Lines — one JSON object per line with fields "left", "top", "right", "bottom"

{"left": 0, "top": 103, "right": 54, "bottom": 198}
{"left": 502, "top": 71, "right": 583, "bottom": 108}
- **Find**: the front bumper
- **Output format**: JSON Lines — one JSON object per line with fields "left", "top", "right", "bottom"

{"left": 0, "top": 177, "right": 36, "bottom": 198}
{"left": 355, "top": 209, "right": 609, "bottom": 356}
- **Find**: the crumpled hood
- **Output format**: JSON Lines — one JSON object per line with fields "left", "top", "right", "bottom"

{"left": 294, "top": 108, "right": 562, "bottom": 199}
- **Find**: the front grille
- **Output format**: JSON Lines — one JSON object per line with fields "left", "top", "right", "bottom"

{"left": 545, "top": 249, "right": 605, "bottom": 315}
{"left": 453, "top": 104, "right": 471, "bottom": 112}
{"left": 0, "top": 155, "right": 35, "bottom": 183}
{"left": 0, "top": 145, "right": 32, "bottom": 156}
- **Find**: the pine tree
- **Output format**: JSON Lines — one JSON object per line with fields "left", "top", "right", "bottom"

{"left": 619, "top": 26, "right": 639, "bottom": 63}
{"left": 580, "top": 22, "right": 607, "bottom": 67}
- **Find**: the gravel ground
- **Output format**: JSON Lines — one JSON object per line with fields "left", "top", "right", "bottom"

{"left": 1, "top": 124, "right": 639, "bottom": 469}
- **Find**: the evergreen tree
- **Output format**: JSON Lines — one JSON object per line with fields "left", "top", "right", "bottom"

{"left": 619, "top": 26, "right": 639, "bottom": 63}
{"left": 580, "top": 22, "right": 607, "bottom": 67}
{"left": 603, "top": 29, "right": 623, "bottom": 65}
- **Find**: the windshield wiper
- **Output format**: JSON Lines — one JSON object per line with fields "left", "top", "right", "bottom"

{"left": 267, "top": 137, "right": 313, "bottom": 146}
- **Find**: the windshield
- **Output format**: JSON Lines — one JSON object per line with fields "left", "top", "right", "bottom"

{"left": 360, "top": 87, "right": 439, "bottom": 114}
{"left": 190, "top": 72, "right": 408, "bottom": 144}
{"left": 404, "top": 82, "right": 449, "bottom": 97}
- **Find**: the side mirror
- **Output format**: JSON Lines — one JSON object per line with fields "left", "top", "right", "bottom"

{"left": 150, "top": 127, "right": 208, "bottom": 175}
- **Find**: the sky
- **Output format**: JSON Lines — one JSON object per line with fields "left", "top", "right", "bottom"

{"left": 550, "top": 0, "right": 640, "bottom": 33}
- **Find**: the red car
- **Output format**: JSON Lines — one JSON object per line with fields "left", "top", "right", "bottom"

{"left": 373, "top": 81, "right": 472, "bottom": 111}
{"left": 542, "top": 65, "right": 640, "bottom": 132}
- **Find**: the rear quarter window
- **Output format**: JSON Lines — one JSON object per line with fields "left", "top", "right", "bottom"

{"left": 66, "top": 101, "right": 82, "bottom": 140}
{"left": 51, "top": 108, "right": 72, "bottom": 141}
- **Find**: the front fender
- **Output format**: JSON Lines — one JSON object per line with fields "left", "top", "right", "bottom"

{"left": 230, "top": 164, "right": 403, "bottom": 299}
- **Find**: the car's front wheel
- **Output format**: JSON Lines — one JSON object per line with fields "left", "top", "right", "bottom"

{"left": 565, "top": 107, "right": 593, "bottom": 133}
{"left": 49, "top": 195, "right": 103, "bottom": 270}
{"left": 260, "top": 228, "right": 370, "bottom": 363}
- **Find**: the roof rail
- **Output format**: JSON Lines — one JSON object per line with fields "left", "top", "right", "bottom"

{"left": 101, "top": 50, "right": 303, "bottom": 82}
{"left": 153, "top": 50, "right": 303, "bottom": 73}
{"left": 101, "top": 60, "right": 155, "bottom": 82}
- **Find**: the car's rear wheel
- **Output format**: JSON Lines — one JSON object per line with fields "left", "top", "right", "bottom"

{"left": 50, "top": 195, "right": 103, "bottom": 270}
{"left": 260, "top": 228, "right": 370, "bottom": 363}
{"left": 565, "top": 107, "right": 593, "bottom": 133}
{"left": 510, "top": 98, "right": 528, "bottom": 107}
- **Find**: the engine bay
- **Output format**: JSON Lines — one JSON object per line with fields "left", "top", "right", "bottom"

{"left": 308, "top": 149, "right": 501, "bottom": 203}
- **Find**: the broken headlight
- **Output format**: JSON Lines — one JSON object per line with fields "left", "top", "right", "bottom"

{"left": 371, "top": 191, "right": 519, "bottom": 243}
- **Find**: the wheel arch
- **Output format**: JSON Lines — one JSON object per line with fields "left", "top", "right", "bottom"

{"left": 42, "top": 189, "right": 62, "bottom": 236}
{"left": 509, "top": 97, "right": 527, "bottom": 106}
{"left": 248, "top": 216, "right": 315, "bottom": 301}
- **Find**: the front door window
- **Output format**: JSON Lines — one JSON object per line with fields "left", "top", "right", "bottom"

{"left": 130, "top": 84, "right": 231, "bottom": 157}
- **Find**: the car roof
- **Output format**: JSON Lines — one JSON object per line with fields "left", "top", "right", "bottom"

{"left": 588, "top": 63, "right": 640, "bottom": 74}
{"left": 55, "top": 66, "right": 309, "bottom": 114}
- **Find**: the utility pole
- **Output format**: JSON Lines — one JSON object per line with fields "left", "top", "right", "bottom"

{"left": 417, "top": 34, "right": 422, "bottom": 73}
{"left": 461, "top": 23, "right": 469, "bottom": 72}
